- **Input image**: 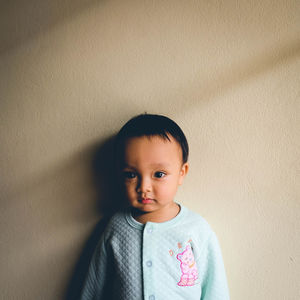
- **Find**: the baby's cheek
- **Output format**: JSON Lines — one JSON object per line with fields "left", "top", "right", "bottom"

{"left": 156, "top": 187, "right": 172, "bottom": 199}
{"left": 162, "top": 183, "right": 178, "bottom": 197}
{"left": 125, "top": 185, "right": 136, "bottom": 199}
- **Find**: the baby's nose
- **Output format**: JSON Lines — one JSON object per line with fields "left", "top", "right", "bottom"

{"left": 136, "top": 177, "right": 152, "bottom": 193}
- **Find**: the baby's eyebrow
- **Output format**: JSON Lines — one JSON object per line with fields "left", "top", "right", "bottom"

{"left": 149, "top": 163, "right": 171, "bottom": 168}
{"left": 122, "top": 163, "right": 170, "bottom": 169}
{"left": 121, "top": 164, "right": 136, "bottom": 170}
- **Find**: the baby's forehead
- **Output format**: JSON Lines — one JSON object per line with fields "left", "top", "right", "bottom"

{"left": 123, "top": 135, "right": 182, "bottom": 159}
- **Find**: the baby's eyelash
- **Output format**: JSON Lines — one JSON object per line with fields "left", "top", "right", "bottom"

{"left": 123, "top": 171, "right": 137, "bottom": 179}
{"left": 154, "top": 171, "right": 166, "bottom": 178}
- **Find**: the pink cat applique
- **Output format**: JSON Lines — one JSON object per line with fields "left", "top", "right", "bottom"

{"left": 176, "top": 244, "right": 198, "bottom": 286}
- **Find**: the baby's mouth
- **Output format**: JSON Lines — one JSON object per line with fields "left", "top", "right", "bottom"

{"left": 140, "top": 198, "right": 154, "bottom": 204}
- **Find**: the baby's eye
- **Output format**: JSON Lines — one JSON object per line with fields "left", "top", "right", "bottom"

{"left": 123, "top": 171, "right": 137, "bottom": 179}
{"left": 154, "top": 171, "right": 166, "bottom": 178}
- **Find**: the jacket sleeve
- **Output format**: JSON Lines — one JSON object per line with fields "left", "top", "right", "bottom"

{"left": 80, "top": 234, "right": 108, "bottom": 300}
{"left": 199, "top": 232, "right": 230, "bottom": 300}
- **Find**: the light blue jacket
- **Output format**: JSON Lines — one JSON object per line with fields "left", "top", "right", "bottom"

{"left": 81, "top": 205, "right": 230, "bottom": 300}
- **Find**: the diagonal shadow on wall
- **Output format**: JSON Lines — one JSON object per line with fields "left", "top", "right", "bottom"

{"left": 0, "top": 0, "right": 104, "bottom": 55}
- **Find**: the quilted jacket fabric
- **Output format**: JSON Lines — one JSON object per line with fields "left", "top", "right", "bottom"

{"left": 80, "top": 205, "right": 230, "bottom": 300}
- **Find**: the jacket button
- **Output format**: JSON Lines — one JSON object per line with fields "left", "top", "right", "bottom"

{"left": 146, "top": 260, "right": 152, "bottom": 267}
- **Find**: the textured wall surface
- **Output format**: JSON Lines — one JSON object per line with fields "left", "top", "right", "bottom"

{"left": 1, "top": 1, "right": 299, "bottom": 299}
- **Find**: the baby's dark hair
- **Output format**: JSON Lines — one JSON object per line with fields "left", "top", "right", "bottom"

{"left": 114, "top": 114, "right": 189, "bottom": 165}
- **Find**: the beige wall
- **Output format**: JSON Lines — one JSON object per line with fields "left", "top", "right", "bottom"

{"left": 1, "top": 0, "right": 299, "bottom": 299}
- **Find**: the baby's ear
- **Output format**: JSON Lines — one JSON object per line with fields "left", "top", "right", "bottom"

{"left": 178, "top": 163, "right": 189, "bottom": 185}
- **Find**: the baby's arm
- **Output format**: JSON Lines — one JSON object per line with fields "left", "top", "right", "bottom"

{"left": 199, "top": 232, "right": 230, "bottom": 300}
{"left": 80, "top": 235, "right": 108, "bottom": 300}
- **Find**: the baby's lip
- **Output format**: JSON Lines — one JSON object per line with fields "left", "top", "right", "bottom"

{"left": 140, "top": 198, "right": 154, "bottom": 204}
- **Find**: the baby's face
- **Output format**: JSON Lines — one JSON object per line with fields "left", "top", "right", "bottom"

{"left": 121, "top": 135, "right": 188, "bottom": 222}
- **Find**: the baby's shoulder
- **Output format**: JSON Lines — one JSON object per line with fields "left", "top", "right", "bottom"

{"left": 105, "top": 211, "right": 127, "bottom": 230}
{"left": 179, "top": 206, "right": 214, "bottom": 236}
{"left": 101, "top": 210, "right": 132, "bottom": 240}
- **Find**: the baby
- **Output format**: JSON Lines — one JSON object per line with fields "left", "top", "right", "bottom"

{"left": 81, "top": 114, "right": 230, "bottom": 300}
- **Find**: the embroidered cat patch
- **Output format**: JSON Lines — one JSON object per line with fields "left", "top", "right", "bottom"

{"left": 176, "top": 245, "right": 198, "bottom": 286}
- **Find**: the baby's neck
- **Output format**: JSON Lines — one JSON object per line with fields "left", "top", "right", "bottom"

{"left": 132, "top": 203, "right": 180, "bottom": 224}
